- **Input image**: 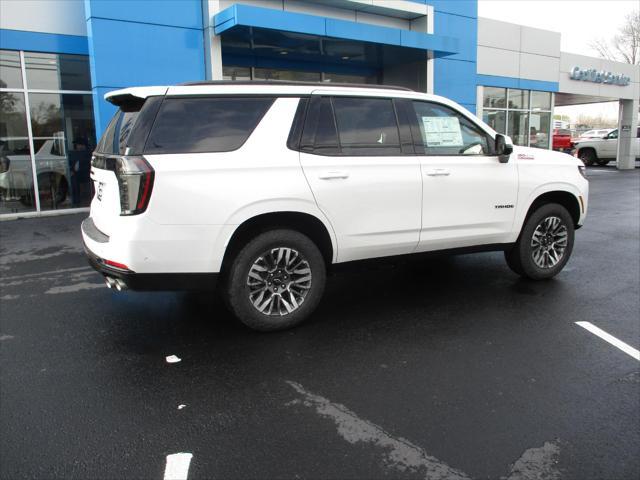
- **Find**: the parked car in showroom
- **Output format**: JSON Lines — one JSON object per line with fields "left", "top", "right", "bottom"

{"left": 0, "top": 134, "right": 69, "bottom": 206}
{"left": 573, "top": 128, "right": 640, "bottom": 166}
{"left": 82, "top": 81, "right": 589, "bottom": 331}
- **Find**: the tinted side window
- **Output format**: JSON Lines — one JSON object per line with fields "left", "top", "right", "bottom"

{"left": 332, "top": 97, "right": 401, "bottom": 155}
{"left": 412, "top": 101, "right": 492, "bottom": 156}
{"left": 299, "top": 97, "right": 340, "bottom": 155}
{"left": 94, "top": 96, "right": 162, "bottom": 155}
{"left": 144, "top": 97, "right": 274, "bottom": 154}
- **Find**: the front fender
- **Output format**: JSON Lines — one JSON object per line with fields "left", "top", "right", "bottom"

{"left": 512, "top": 182, "right": 585, "bottom": 240}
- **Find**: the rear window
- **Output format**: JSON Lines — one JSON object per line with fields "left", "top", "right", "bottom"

{"left": 143, "top": 97, "right": 275, "bottom": 154}
{"left": 95, "top": 96, "right": 162, "bottom": 155}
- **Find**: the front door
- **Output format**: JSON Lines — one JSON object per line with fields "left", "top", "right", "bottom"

{"left": 408, "top": 100, "right": 519, "bottom": 252}
{"left": 600, "top": 130, "right": 618, "bottom": 158}
{"left": 298, "top": 95, "right": 422, "bottom": 262}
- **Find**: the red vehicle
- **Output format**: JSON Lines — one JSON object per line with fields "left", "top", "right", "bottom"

{"left": 552, "top": 128, "right": 573, "bottom": 152}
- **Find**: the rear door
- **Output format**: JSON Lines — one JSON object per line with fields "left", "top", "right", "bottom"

{"left": 407, "top": 100, "right": 518, "bottom": 251}
{"left": 298, "top": 94, "right": 422, "bottom": 262}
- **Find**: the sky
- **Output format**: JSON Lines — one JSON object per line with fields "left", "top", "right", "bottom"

{"left": 478, "top": 0, "right": 638, "bottom": 122}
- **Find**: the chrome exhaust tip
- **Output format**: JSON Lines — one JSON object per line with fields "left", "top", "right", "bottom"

{"left": 114, "top": 278, "right": 128, "bottom": 291}
{"left": 105, "top": 277, "right": 115, "bottom": 289}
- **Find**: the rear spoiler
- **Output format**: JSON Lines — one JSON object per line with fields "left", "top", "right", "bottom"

{"left": 105, "top": 87, "right": 169, "bottom": 110}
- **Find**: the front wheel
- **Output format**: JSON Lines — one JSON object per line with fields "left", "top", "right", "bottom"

{"left": 596, "top": 158, "right": 610, "bottom": 166}
{"left": 505, "top": 203, "right": 575, "bottom": 280}
{"left": 578, "top": 149, "right": 596, "bottom": 166}
{"left": 222, "top": 229, "right": 326, "bottom": 331}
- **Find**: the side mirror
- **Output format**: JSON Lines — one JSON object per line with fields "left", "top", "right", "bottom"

{"left": 495, "top": 134, "right": 513, "bottom": 163}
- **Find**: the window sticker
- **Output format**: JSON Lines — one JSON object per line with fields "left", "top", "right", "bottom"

{"left": 421, "top": 116, "right": 463, "bottom": 147}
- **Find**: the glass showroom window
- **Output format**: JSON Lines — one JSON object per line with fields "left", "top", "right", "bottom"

{"left": 223, "top": 65, "right": 376, "bottom": 84}
{"left": 482, "top": 87, "right": 553, "bottom": 150}
{"left": 0, "top": 49, "right": 95, "bottom": 216}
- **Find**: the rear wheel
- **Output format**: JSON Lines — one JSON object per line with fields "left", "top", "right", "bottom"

{"left": 578, "top": 148, "right": 596, "bottom": 166}
{"left": 596, "top": 158, "right": 610, "bottom": 166}
{"left": 222, "top": 229, "right": 326, "bottom": 331}
{"left": 505, "top": 203, "right": 575, "bottom": 280}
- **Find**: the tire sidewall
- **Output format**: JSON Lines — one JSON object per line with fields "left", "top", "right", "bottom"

{"left": 517, "top": 203, "right": 575, "bottom": 280}
{"left": 225, "top": 229, "right": 326, "bottom": 331}
{"left": 579, "top": 149, "right": 596, "bottom": 166}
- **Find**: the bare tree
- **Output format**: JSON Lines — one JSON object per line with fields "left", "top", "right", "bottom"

{"left": 590, "top": 10, "right": 639, "bottom": 65}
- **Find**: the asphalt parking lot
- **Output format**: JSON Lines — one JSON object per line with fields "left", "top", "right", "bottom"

{"left": 1, "top": 166, "right": 638, "bottom": 480}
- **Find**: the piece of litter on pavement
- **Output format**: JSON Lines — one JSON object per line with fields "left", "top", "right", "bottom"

{"left": 178, "top": 404, "right": 186, "bottom": 410}
{"left": 166, "top": 355, "right": 181, "bottom": 364}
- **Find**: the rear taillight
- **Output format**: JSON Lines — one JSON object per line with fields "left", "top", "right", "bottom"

{"left": 115, "top": 156, "right": 154, "bottom": 215}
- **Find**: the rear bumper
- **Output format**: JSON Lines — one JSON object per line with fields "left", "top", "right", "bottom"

{"left": 81, "top": 218, "right": 217, "bottom": 291}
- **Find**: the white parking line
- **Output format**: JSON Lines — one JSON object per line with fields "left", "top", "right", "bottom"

{"left": 164, "top": 453, "right": 193, "bottom": 480}
{"left": 575, "top": 321, "right": 640, "bottom": 361}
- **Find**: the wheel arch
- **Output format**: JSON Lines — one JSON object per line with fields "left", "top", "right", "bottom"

{"left": 521, "top": 189, "right": 582, "bottom": 229}
{"left": 220, "top": 211, "right": 336, "bottom": 273}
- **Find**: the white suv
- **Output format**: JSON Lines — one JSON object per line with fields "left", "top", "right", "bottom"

{"left": 574, "top": 128, "right": 640, "bottom": 166}
{"left": 82, "top": 82, "right": 589, "bottom": 331}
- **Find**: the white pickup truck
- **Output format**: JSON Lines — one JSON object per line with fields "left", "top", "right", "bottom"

{"left": 573, "top": 128, "right": 640, "bottom": 166}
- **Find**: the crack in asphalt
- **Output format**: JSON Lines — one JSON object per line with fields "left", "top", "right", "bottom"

{"left": 287, "top": 381, "right": 561, "bottom": 480}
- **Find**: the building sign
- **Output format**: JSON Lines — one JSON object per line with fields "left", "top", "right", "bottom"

{"left": 570, "top": 66, "right": 630, "bottom": 86}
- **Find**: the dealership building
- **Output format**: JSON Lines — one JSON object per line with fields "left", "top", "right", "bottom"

{"left": 0, "top": 0, "right": 638, "bottom": 218}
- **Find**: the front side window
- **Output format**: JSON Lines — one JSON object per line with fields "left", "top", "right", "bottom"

{"left": 332, "top": 97, "right": 401, "bottom": 155}
{"left": 144, "top": 97, "right": 274, "bottom": 154}
{"left": 412, "top": 101, "right": 491, "bottom": 156}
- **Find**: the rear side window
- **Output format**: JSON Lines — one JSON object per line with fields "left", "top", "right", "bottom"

{"left": 144, "top": 97, "right": 274, "bottom": 154}
{"left": 95, "top": 96, "right": 162, "bottom": 155}
{"left": 332, "top": 97, "right": 401, "bottom": 155}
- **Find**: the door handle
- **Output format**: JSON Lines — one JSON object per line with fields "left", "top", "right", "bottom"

{"left": 319, "top": 171, "right": 350, "bottom": 180}
{"left": 426, "top": 169, "right": 450, "bottom": 177}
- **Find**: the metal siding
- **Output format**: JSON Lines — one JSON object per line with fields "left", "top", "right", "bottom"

{"left": 85, "top": 0, "right": 205, "bottom": 137}
{"left": 325, "top": 18, "right": 402, "bottom": 44}
{"left": 434, "top": 59, "right": 478, "bottom": 106}
{"left": 84, "top": 0, "right": 202, "bottom": 29}
{"left": 476, "top": 74, "right": 559, "bottom": 92}
{"left": 432, "top": 1, "right": 478, "bottom": 110}
{"left": 0, "top": 28, "right": 88, "bottom": 55}
{"left": 213, "top": 4, "right": 458, "bottom": 53}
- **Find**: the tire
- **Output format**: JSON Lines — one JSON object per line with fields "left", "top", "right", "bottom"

{"left": 578, "top": 148, "right": 596, "bottom": 166}
{"left": 596, "top": 158, "right": 610, "bottom": 166}
{"left": 222, "top": 229, "right": 326, "bottom": 331}
{"left": 505, "top": 203, "right": 575, "bottom": 280}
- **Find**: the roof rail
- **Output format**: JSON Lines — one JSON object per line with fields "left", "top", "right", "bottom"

{"left": 178, "top": 80, "right": 414, "bottom": 92}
